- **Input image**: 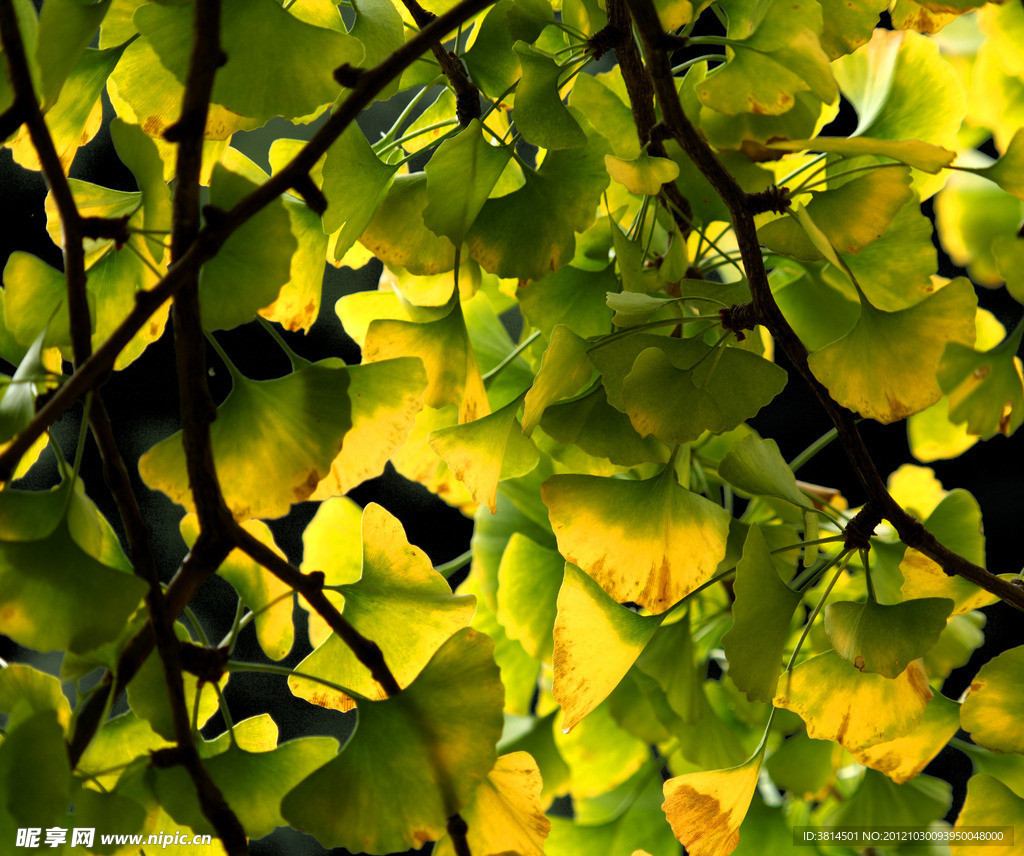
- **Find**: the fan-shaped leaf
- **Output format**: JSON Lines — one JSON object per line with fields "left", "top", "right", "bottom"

{"left": 512, "top": 43, "right": 587, "bottom": 150}
{"left": 960, "top": 645, "right": 1024, "bottom": 754}
{"left": 951, "top": 775, "right": 1024, "bottom": 856}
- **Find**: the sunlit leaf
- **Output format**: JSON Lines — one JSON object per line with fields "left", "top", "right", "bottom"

{"left": 462, "top": 0, "right": 551, "bottom": 98}
{"left": 522, "top": 325, "right": 595, "bottom": 435}
{"left": 960, "top": 645, "right": 1024, "bottom": 754}
{"left": 0, "top": 664, "right": 72, "bottom": 734}
{"left": 290, "top": 503, "right": 476, "bottom": 710}
{"left": 543, "top": 466, "right": 731, "bottom": 613}
{"left": 569, "top": 70, "right": 641, "bottom": 159}
{"left": 723, "top": 526, "right": 803, "bottom": 702}
{"left": 766, "top": 730, "right": 836, "bottom": 799}
{"left": 77, "top": 712, "right": 173, "bottom": 791}
{"left": 512, "top": 43, "right": 587, "bottom": 150}
{"left": 923, "top": 611, "right": 986, "bottom": 682}
{"left": 433, "top": 752, "right": 550, "bottom": 856}
{"left": 140, "top": 357, "right": 352, "bottom": 518}
{"left": 605, "top": 151, "right": 680, "bottom": 196}
{"left": 719, "top": 434, "right": 813, "bottom": 509}
{"left": 773, "top": 652, "right": 932, "bottom": 750}
{"left": 553, "top": 564, "right": 664, "bottom": 731}
{"left": 34, "top": 0, "right": 111, "bottom": 108}
{"left": 852, "top": 693, "right": 961, "bottom": 784}
{"left": 951, "top": 775, "right": 1024, "bottom": 856}
{"left": 496, "top": 534, "right": 563, "bottom": 661}
{"left": 555, "top": 699, "right": 650, "bottom": 798}
{"left": 825, "top": 769, "right": 951, "bottom": 828}
{"left": 767, "top": 137, "right": 955, "bottom": 173}
{"left": 519, "top": 264, "right": 617, "bottom": 339}
{"left": 281, "top": 628, "right": 504, "bottom": 853}
{"left": 807, "top": 277, "right": 977, "bottom": 423}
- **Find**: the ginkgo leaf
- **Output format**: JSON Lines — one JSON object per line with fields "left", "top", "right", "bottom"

{"left": 605, "top": 292, "right": 682, "bottom": 328}
{"left": 391, "top": 405, "right": 479, "bottom": 514}
{"left": 766, "top": 137, "right": 955, "bottom": 173}
{"left": 0, "top": 711, "right": 71, "bottom": 841}
{"left": 519, "top": 264, "right": 617, "bottom": 340}
{"left": 200, "top": 160, "right": 296, "bottom": 331}
{"left": 718, "top": 434, "right": 813, "bottom": 509}
{"left": 281, "top": 628, "right": 504, "bottom": 853}
{"left": 34, "top": 0, "right": 111, "bottom": 110}
{"left": 2, "top": 251, "right": 76, "bottom": 350}
{"left": 852, "top": 693, "right": 961, "bottom": 784}
{"left": 432, "top": 752, "right": 550, "bottom": 856}
{"left": 555, "top": 699, "right": 650, "bottom": 799}
{"left": 816, "top": 0, "right": 890, "bottom": 58}
{"left": 722, "top": 527, "right": 803, "bottom": 702}
{"left": 824, "top": 595, "right": 953, "bottom": 678}
{"left": 938, "top": 321, "right": 1024, "bottom": 439}
{"left": 77, "top": 712, "right": 173, "bottom": 792}
{"left": 759, "top": 167, "right": 914, "bottom": 259}
{"left": 553, "top": 564, "right": 664, "bottom": 732}
{"left": 695, "top": 0, "right": 836, "bottom": 116}
{"left": 605, "top": 152, "right": 680, "bottom": 196}
{"left": 960, "top": 645, "right": 1024, "bottom": 754}
{"left": 543, "top": 466, "right": 731, "bottom": 613}
{"left": 951, "top": 775, "right": 1024, "bottom": 856}
{"left": 139, "top": 359, "right": 352, "bottom": 520}
{"left": 964, "top": 127, "right": 1024, "bottom": 201}
{"left": 136, "top": 0, "right": 362, "bottom": 123}
{"left": 0, "top": 664, "right": 72, "bottom": 734}
{"left": 807, "top": 277, "right": 977, "bottom": 423}
{"left": 467, "top": 130, "right": 609, "bottom": 280}
{"left": 289, "top": 503, "right": 476, "bottom": 710}
{"left": 461, "top": 0, "right": 551, "bottom": 98}
{"left": 363, "top": 293, "right": 490, "bottom": 424}
{"left": 429, "top": 396, "right": 539, "bottom": 512}
{"left": 825, "top": 769, "right": 951, "bottom": 828}
{"left": 154, "top": 736, "right": 339, "bottom": 841}
{"left": 496, "top": 534, "right": 564, "bottom": 661}
{"left": 310, "top": 357, "right": 428, "bottom": 500}
{"left": 662, "top": 742, "right": 766, "bottom": 856}
{"left": 622, "top": 342, "right": 787, "bottom": 444}
{"left": 569, "top": 70, "right": 642, "bottom": 160}
{"left": 0, "top": 480, "right": 146, "bottom": 654}
{"left": 765, "top": 730, "right": 836, "bottom": 799}
{"left": 0, "top": 330, "right": 59, "bottom": 444}
{"left": 522, "top": 325, "right": 595, "bottom": 435}
{"left": 773, "top": 652, "right": 933, "bottom": 750}
{"left": 180, "top": 515, "right": 294, "bottom": 661}
{"left": 512, "top": 43, "right": 587, "bottom": 150}
{"left": 423, "top": 121, "right": 512, "bottom": 246}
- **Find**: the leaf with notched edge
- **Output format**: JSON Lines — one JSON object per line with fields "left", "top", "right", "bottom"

{"left": 960, "top": 645, "right": 1024, "bottom": 754}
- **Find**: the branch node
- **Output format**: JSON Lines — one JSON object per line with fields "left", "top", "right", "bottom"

{"left": 719, "top": 302, "right": 759, "bottom": 341}
{"left": 305, "top": 570, "right": 326, "bottom": 590}
{"left": 587, "top": 23, "right": 622, "bottom": 59}
{"left": 291, "top": 173, "right": 328, "bottom": 216}
{"left": 333, "top": 63, "right": 365, "bottom": 88}
{"left": 215, "top": 49, "right": 228, "bottom": 68}
{"left": 81, "top": 215, "right": 131, "bottom": 248}
{"left": 844, "top": 503, "right": 884, "bottom": 552}
{"left": 656, "top": 32, "right": 689, "bottom": 51}
{"left": 201, "top": 204, "right": 228, "bottom": 232}
{"left": 150, "top": 747, "right": 189, "bottom": 769}
{"left": 179, "top": 642, "right": 230, "bottom": 683}
{"left": 649, "top": 121, "right": 674, "bottom": 144}
{"left": 455, "top": 83, "right": 481, "bottom": 126}
{"left": 746, "top": 185, "right": 790, "bottom": 215}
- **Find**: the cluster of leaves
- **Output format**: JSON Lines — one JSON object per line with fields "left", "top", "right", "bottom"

{"left": 1, "top": 0, "right": 1024, "bottom": 853}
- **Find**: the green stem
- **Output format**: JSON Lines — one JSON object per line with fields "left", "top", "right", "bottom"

{"left": 69, "top": 390, "right": 92, "bottom": 493}
{"left": 587, "top": 316, "right": 723, "bottom": 352}
{"left": 795, "top": 161, "right": 910, "bottom": 196}
{"left": 212, "top": 680, "right": 237, "bottom": 749}
{"left": 220, "top": 597, "right": 247, "bottom": 654}
{"left": 182, "top": 604, "right": 211, "bottom": 647}
{"left": 435, "top": 549, "right": 473, "bottom": 577}
{"left": 786, "top": 552, "right": 850, "bottom": 671}
{"left": 482, "top": 330, "right": 541, "bottom": 384}
{"left": 190, "top": 680, "right": 204, "bottom": 737}
{"left": 375, "top": 76, "right": 445, "bottom": 148}
{"left": 789, "top": 427, "right": 839, "bottom": 472}
{"left": 771, "top": 535, "right": 844, "bottom": 558}
{"left": 258, "top": 316, "right": 309, "bottom": 370}
{"left": 670, "top": 56, "right": 711, "bottom": 75}
{"left": 204, "top": 332, "right": 244, "bottom": 383}
{"left": 375, "top": 117, "right": 459, "bottom": 155}
{"left": 226, "top": 660, "right": 359, "bottom": 700}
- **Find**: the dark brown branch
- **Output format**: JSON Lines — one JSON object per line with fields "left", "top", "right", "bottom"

{"left": 446, "top": 814, "right": 472, "bottom": 856}
{"left": 0, "top": 0, "right": 497, "bottom": 483}
{"left": 399, "top": 0, "right": 480, "bottom": 125}
{"left": 231, "top": 524, "right": 402, "bottom": 697}
{"left": 0, "top": 0, "right": 90, "bottom": 367}
{"left": 625, "top": 0, "right": 1024, "bottom": 613}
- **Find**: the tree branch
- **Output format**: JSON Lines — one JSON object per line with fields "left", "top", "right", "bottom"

{"left": 0, "top": 0, "right": 497, "bottom": 484}
{"left": 624, "top": 0, "right": 1024, "bottom": 613}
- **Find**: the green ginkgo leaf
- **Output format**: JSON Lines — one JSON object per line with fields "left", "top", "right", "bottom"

{"left": 993, "top": 235, "right": 1024, "bottom": 305}
{"left": 77, "top": 712, "right": 173, "bottom": 792}
{"left": 605, "top": 151, "right": 680, "bottom": 196}
{"left": 34, "top": 0, "right": 111, "bottom": 109}
{"left": 0, "top": 711, "right": 71, "bottom": 840}
{"left": 348, "top": 0, "right": 404, "bottom": 101}
{"left": 519, "top": 264, "right": 617, "bottom": 339}
{"left": 816, "top": 0, "right": 889, "bottom": 58}
{"left": 964, "top": 127, "right": 1024, "bottom": 201}
{"left": 695, "top": 0, "right": 836, "bottom": 116}
{"left": 200, "top": 160, "right": 296, "bottom": 331}
{"left": 462, "top": 0, "right": 551, "bottom": 98}
{"left": 0, "top": 664, "right": 72, "bottom": 734}
{"left": 138, "top": 359, "right": 352, "bottom": 520}
{"left": 852, "top": 693, "right": 961, "bottom": 784}
{"left": 569, "top": 71, "right": 641, "bottom": 159}
{"left": 153, "top": 736, "right": 339, "bottom": 840}
{"left": 718, "top": 434, "right": 813, "bottom": 509}
{"left": 289, "top": 503, "right": 476, "bottom": 710}
{"left": 522, "top": 325, "right": 595, "bottom": 436}
{"left": 766, "top": 137, "right": 956, "bottom": 173}
{"left": 497, "top": 534, "right": 564, "bottom": 661}
{"left": 722, "top": 526, "right": 803, "bottom": 702}
{"left": 765, "top": 730, "right": 836, "bottom": 799}
{"left": 0, "top": 479, "right": 146, "bottom": 654}
{"left": 759, "top": 167, "right": 914, "bottom": 259}
{"left": 605, "top": 291, "right": 682, "bottom": 328}
{"left": 512, "top": 43, "right": 587, "bottom": 150}
{"left": 826, "top": 769, "right": 951, "bottom": 829}
{"left": 960, "top": 645, "right": 1024, "bottom": 754}
{"left": 310, "top": 357, "right": 428, "bottom": 500}
{"left": 0, "top": 330, "right": 59, "bottom": 444}
{"left": 555, "top": 699, "right": 650, "bottom": 799}
{"left": 543, "top": 466, "right": 731, "bottom": 613}
{"left": 1, "top": 252, "right": 75, "bottom": 350}
{"left": 924, "top": 612, "right": 987, "bottom": 682}
{"left": 807, "top": 277, "right": 977, "bottom": 423}
{"left": 553, "top": 564, "right": 664, "bottom": 732}
{"left": 824, "top": 596, "right": 953, "bottom": 678}
{"left": 281, "top": 628, "right": 504, "bottom": 853}
{"left": 136, "top": 0, "right": 362, "bottom": 123}
{"left": 773, "top": 652, "right": 933, "bottom": 750}
{"left": 428, "top": 396, "right": 540, "bottom": 512}
{"left": 423, "top": 121, "right": 513, "bottom": 246}
{"left": 180, "top": 515, "right": 295, "bottom": 661}
{"left": 467, "top": 130, "right": 609, "bottom": 280}
{"left": 938, "top": 321, "right": 1024, "bottom": 438}
{"left": 622, "top": 341, "right": 787, "bottom": 444}
{"left": 952, "top": 776, "right": 1024, "bottom": 856}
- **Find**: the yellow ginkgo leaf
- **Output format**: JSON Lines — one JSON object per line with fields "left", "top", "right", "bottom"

{"left": 310, "top": 357, "right": 428, "bottom": 500}
{"left": 951, "top": 775, "right": 1024, "bottom": 856}
{"left": 289, "top": 503, "right": 476, "bottom": 710}
{"left": 960, "top": 645, "right": 1024, "bottom": 754}
{"left": 553, "top": 564, "right": 664, "bottom": 732}
{"left": 852, "top": 693, "right": 961, "bottom": 784}
{"left": 773, "top": 652, "right": 933, "bottom": 750}
{"left": 432, "top": 752, "right": 550, "bottom": 856}
{"left": 391, "top": 405, "right": 478, "bottom": 515}
{"left": 428, "top": 397, "right": 540, "bottom": 513}
{"left": 542, "top": 466, "right": 730, "bottom": 613}
{"left": 662, "top": 743, "right": 766, "bottom": 856}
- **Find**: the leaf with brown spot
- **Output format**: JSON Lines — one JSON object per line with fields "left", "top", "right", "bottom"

{"left": 960, "top": 645, "right": 1024, "bottom": 754}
